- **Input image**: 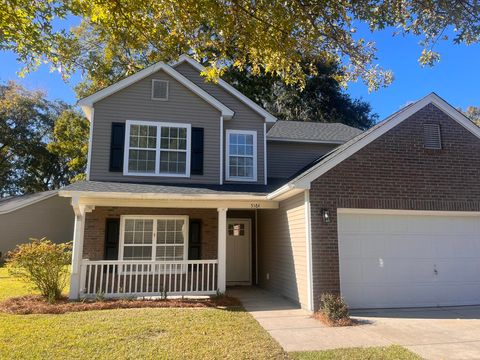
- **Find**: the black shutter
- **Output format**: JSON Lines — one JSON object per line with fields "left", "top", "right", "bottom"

{"left": 109, "top": 122, "right": 125, "bottom": 172}
{"left": 191, "top": 127, "right": 204, "bottom": 175}
{"left": 188, "top": 219, "right": 202, "bottom": 260}
{"left": 104, "top": 218, "right": 120, "bottom": 260}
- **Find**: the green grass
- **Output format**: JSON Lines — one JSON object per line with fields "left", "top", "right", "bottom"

{"left": 0, "top": 267, "right": 37, "bottom": 301}
{"left": 290, "top": 346, "right": 422, "bottom": 360}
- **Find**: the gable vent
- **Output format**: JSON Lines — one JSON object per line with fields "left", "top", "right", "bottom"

{"left": 152, "top": 79, "right": 169, "bottom": 100}
{"left": 423, "top": 123, "right": 442, "bottom": 149}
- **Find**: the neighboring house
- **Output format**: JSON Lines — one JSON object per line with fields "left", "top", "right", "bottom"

{"left": 0, "top": 190, "right": 74, "bottom": 259}
{"left": 59, "top": 54, "right": 480, "bottom": 311}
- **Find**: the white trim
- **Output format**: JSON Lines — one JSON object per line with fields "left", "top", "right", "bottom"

{"left": 151, "top": 79, "right": 169, "bottom": 101}
{"left": 217, "top": 208, "right": 228, "bottom": 293}
{"left": 119, "top": 215, "right": 189, "bottom": 262}
{"left": 123, "top": 120, "right": 191, "bottom": 178}
{"left": 304, "top": 190, "right": 314, "bottom": 312}
{"left": 78, "top": 61, "right": 234, "bottom": 120}
{"left": 267, "top": 138, "right": 346, "bottom": 145}
{"left": 86, "top": 108, "right": 94, "bottom": 180}
{"left": 225, "top": 129, "right": 258, "bottom": 182}
{"left": 287, "top": 93, "right": 480, "bottom": 190}
{"left": 226, "top": 218, "right": 252, "bottom": 285}
{"left": 337, "top": 208, "right": 480, "bottom": 217}
{"left": 171, "top": 55, "right": 277, "bottom": 123}
{"left": 263, "top": 123, "right": 267, "bottom": 185}
{"left": 219, "top": 116, "right": 224, "bottom": 185}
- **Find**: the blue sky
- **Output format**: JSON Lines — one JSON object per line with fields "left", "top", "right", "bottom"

{"left": 0, "top": 24, "right": 478, "bottom": 120}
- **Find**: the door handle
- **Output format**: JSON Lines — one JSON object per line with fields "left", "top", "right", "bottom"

{"left": 434, "top": 265, "right": 438, "bottom": 276}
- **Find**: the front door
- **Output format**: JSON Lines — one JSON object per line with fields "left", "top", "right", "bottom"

{"left": 226, "top": 219, "right": 251, "bottom": 285}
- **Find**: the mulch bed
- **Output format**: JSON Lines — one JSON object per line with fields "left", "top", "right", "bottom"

{"left": 0, "top": 295, "right": 242, "bottom": 315}
{"left": 312, "top": 311, "right": 359, "bottom": 327}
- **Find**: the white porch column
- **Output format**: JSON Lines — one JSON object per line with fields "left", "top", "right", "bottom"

{"left": 69, "top": 198, "right": 94, "bottom": 300}
{"left": 217, "top": 207, "right": 228, "bottom": 293}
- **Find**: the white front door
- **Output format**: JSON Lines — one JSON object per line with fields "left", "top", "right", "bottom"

{"left": 338, "top": 210, "right": 480, "bottom": 309}
{"left": 226, "top": 219, "right": 251, "bottom": 285}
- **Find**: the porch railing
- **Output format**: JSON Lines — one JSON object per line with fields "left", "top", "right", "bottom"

{"left": 79, "top": 260, "right": 219, "bottom": 298}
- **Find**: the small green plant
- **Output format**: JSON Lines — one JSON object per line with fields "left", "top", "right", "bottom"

{"left": 319, "top": 293, "right": 349, "bottom": 321}
{"left": 95, "top": 290, "right": 105, "bottom": 301}
{"left": 6, "top": 238, "right": 72, "bottom": 303}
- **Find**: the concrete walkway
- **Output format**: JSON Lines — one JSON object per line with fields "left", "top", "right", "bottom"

{"left": 229, "top": 287, "right": 480, "bottom": 359}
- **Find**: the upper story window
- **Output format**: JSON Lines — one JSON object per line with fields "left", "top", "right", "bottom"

{"left": 151, "top": 80, "right": 169, "bottom": 100}
{"left": 124, "top": 120, "right": 191, "bottom": 177}
{"left": 226, "top": 129, "right": 257, "bottom": 182}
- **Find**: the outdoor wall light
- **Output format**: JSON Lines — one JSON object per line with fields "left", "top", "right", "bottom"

{"left": 321, "top": 208, "right": 331, "bottom": 223}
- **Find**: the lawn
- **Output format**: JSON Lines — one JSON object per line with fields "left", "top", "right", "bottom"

{"left": 290, "top": 346, "right": 422, "bottom": 360}
{"left": 0, "top": 268, "right": 421, "bottom": 360}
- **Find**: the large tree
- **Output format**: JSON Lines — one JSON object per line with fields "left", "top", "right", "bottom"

{"left": 463, "top": 106, "right": 480, "bottom": 126}
{"left": 1, "top": 1, "right": 479, "bottom": 93}
{"left": 224, "top": 60, "right": 377, "bottom": 129}
{"left": 0, "top": 81, "right": 88, "bottom": 196}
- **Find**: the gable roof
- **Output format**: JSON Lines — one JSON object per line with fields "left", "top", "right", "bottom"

{"left": 267, "top": 120, "right": 362, "bottom": 144}
{"left": 269, "top": 92, "right": 480, "bottom": 200}
{"left": 77, "top": 62, "right": 235, "bottom": 121}
{"left": 171, "top": 55, "right": 277, "bottom": 123}
{"left": 0, "top": 190, "right": 58, "bottom": 215}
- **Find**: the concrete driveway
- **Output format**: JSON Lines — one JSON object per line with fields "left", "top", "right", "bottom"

{"left": 229, "top": 287, "right": 480, "bottom": 360}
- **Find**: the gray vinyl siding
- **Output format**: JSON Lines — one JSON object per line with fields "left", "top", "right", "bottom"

{"left": 268, "top": 141, "right": 337, "bottom": 179}
{"left": 90, "top": 69, "right": 222, "bottom": 184}
{"left": 0, "top": 196, "right": 74, "bottom": 259}
{"left": 174, "top": 62, "right": 266, "bottom": 184}
{"left": 257, "top": 192, "right": 309, "bottom": 309}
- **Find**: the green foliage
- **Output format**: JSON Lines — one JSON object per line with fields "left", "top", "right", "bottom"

{"left": 0, "top": 81, "right": 88, "bottom": 196}
{"left": 47, "top": 109, "right": 90, "bottom": 182}
{"left": 2, "top": 1, "right": 480, "bottom": 92}
{"left": 319, "top": 293, "right": 349, "bottom": 322}
{"left": 463, "top": 106, "right": 480, "bottom": 126}
{"left": 290, "top": 346, "right": 422, "bottom": 360}
{"left": 6, "top": 238, "right": 72, "bottom": 303}
{"left": 224, "top": 60, "right": 377, "bottom": 129}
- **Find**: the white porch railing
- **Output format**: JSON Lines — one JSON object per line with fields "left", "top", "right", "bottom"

{"left": 79, "top": 260, "right": 219, "bottom": 298}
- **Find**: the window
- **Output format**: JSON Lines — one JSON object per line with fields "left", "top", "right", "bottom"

{"left": 124, "top": 120, "right": 191, "bottom": 177}
{"left": 226, "top": 130, "right": 257, "bottom": 181}
{"left": 228, "top": 223, "right": 245, "bottom": 236}
{"left": 423, "top": 123, "right": 442, "bottom": 149}
{"left": 151, "top": 80, "right": 169, "bottom": 100}
{"left": 120, "top": 216, "right": 188, "bottom": 262}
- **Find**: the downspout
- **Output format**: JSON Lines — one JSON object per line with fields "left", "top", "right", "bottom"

{"left": 86, "top": 107, "right": 94, "bottom": 181}
{"left": 219, "top": 115, "right": 224, "bottom": 185}
{"left": 255, "top": 208, "right": 259, "bottom": 285}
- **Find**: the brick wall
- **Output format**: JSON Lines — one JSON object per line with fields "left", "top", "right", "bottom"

{"left": 83, "top": 207, "right": 218, "bottom": 260}
{"left": 309, "top": 104, "right": 480, "bottom": 309}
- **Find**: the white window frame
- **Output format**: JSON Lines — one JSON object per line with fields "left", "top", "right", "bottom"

{"left": 118, "top": 215, "right": 189, "bottom": 263}
{"left": 226, "top": 129, "right": 257, "bottom": 182}
{"left": 151, "top": 79, "right": 169, "bottom": 101}
{"left": 124, "top": 120, "right": 191, "bottom": 177}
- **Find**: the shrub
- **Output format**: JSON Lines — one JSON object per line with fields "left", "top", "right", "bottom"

{"left": 6, "top": 238, "right": 72, "bottom": 303}
{"left": 319, "top": 293, "right": 349, "bottom": 321}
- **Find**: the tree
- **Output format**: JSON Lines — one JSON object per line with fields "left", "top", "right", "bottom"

{"left": 463, "top": 106, "right": 480, "bottom": 126}
{"left": 0, "top": 81, "right": 88, "bottom": 197}
{"left": 224, "top": 60, "right": 377, "bottom": 129}
{"left": 48, "top": 109, "right": 90, "bottom": 182}
{"left": 2, "top": 1, "right": 480, "bottom": 93}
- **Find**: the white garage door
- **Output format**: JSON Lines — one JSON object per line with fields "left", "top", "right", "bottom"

{"left": 338, "top": 210, "right": 480, "bottom": 309}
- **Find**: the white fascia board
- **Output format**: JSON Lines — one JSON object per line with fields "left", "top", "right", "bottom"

{"left": 58, "top": 190, "right": 269, "bottom": 201}
{"left": 267, "top": 184, "right": 306, "bottom": 201}
{"left": 171, "top": 55, "right": 277, "bottom": 123}
{"left": 77, "top": 62, "right": 234, "bottom": 120}
{"left": 290, "top": 92, "right": 480, "bottom": 189}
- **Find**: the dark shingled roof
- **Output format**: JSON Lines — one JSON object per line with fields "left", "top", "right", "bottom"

{"left": 267, "top": 120, "right": 363, "bottom": 143}
{"left": 60, "top": 181, "right": 281, "bottom": 196}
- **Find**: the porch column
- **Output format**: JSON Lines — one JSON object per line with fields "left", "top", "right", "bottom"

{"left": 69, "top": 199, "right": 94, "bottom": 300}
{"left": 217, "top": 207, "right": 228, "bottom": 293}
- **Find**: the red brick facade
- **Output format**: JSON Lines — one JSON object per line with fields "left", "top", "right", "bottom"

{"left": 83, "top": 207, "right": 218, "bottom": 260}
{"left": 309, "top": 104, "right": 480, "bottom": 309}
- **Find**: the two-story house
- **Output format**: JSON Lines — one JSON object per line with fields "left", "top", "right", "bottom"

{"left": 60, "top": 55, "right": 480, "bottom": 311}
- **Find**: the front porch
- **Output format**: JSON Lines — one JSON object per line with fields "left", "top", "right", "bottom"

{"left": 65, "top": 191, "right": 277, "bottom": 299}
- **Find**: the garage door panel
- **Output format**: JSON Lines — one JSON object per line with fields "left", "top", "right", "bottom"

{"left": 338, "top": 212, "right": 480, "bottom": 308}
